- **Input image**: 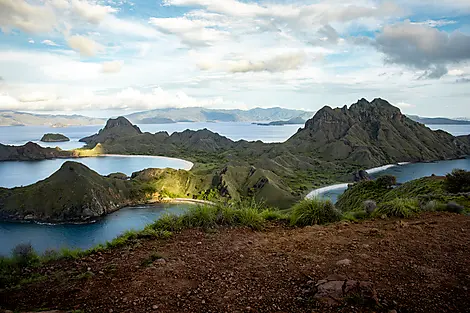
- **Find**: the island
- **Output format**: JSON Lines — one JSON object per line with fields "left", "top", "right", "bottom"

{"left": 40, "top": 133, "right": 70, "bottom": 142}
{"left": 255, "top": 116, "right": 306, "bottom": 126}
{"left": 1, "top": 98, "right": 470, "bottom": 223}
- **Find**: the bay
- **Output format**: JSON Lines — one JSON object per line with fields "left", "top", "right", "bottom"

{"left": 0, "top": 204, "right": 191, "bottom": 256}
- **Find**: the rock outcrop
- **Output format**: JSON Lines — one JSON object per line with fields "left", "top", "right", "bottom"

{"left": 80, "top": 116, "right": 142, "bottom": 146}
{"left": 287, "top": 98, "right": 470, "bottom": 167}
{"left": 0, "top": 142, "right": 74, "bottom": 161}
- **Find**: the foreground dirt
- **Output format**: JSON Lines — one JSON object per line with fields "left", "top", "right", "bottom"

{"left": 1, "top": 213, "right": 469, "bottom": 313}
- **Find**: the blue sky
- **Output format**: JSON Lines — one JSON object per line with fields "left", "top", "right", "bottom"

{"left": 0, "top": 0, "right": 470, "bottom": 117}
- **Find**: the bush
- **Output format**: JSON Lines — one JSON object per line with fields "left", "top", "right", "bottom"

{"left": 444, "top": 201, "right": 464, "bottom": 214}
{"left": 235, "top": 207, "right": 265, "bottom": 230}
{"left": 422, "top": 200, "right": 438, "bottom": 212}
{"left": 182, "top": 205, "right": 218, "bottom": 229}
{"left": 363, "top": 200, "right": 377, "bottom": 214}
{"left": 375, "top": 175, "right": 397, "bottom": 188}
{"left": 12, "top": 243, "right": 38, "bottom": 266}
{"left": 290, "top": 198, "right": 342, "bottom": 226}
{"left": 373, "top": 198, "right": 419, "bottom": 218}
{"left": 445, "top": 169, "right": 470, "bottom": 193}
{"left": 342, "top": 211, "right": 368, "bottom": 222}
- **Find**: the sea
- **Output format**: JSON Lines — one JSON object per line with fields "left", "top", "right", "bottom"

{"left": 0, "top": 122, "right": 469, "bottom": 256}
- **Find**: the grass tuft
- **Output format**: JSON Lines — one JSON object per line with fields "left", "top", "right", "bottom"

{"left": 373, "top": 198, "right": 420, "bottom": 218}
{"left": 290, "top": 198, "right": 342, "bottom": 226}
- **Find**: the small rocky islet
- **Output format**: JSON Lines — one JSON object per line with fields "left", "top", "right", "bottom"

{"left": 40, "top": 133, "right": 70, "bottom": 142}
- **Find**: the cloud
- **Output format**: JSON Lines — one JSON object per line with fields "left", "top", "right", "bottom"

{"left": 101, "top": 60, "right": 123, "bottom": 73}
{"left": 18, "top": 91, "right": 58, "bottom": 102}
{"left": 0, "top": 0, "right": 57, "bottom": 33}
{"left": 198, "top": 52, "right": 307, "bottom": 73}
{"left": 317, "top": 24, "right": 340, "bottom": 44}
{"left": 412, "top": 19, "right": 457, "bottom": 28}
{"left": 149, "top": 17, "right": 228, "bottom": 46}
{"left": 396, "top": 101, "right": 415, "bottom": 109}
{"left": 0, "top": 87, "right": 238, "bottom": 111}
{"left": 71, "top": 0, "right": 117, "bottom": 24}
{"left": 42, "top": 39, "right": 59, "bottom": 46}
{"left": 66, "top": 34, "right": 102, "bottom": 57}
{"left": 28, "top": 39, "right": 35, "bottom": 44}
{"left": 374, "top": 20, "right": 470, "bottom": 78}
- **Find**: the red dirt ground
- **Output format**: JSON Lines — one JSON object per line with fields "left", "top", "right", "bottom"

{"left": 1, "top": 212, "right": 469, "bottom": 313}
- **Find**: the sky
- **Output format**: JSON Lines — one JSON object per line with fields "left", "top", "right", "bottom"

{"left": 0, "top": 0, "right": 470, "bottom": 117}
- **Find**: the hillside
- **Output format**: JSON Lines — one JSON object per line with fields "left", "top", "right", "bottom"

{"left": 0, "top": 142, "right": 74, "bottom": 161}
{"left": 126, "top": 107, "right": 313, "bottom": 123}
{"left": 0, "top": 111, "right": 104, "bottom": 127}
{"left": 0, "top": 162, "right": 141, "bottom": 222}
{"left": 79, "top": 116, "right": 143, "bottom": 146}
{"left": 287, "top": 98, "right": 470, "bottom": 167}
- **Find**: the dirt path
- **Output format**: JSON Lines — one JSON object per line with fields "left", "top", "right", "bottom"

{"left": 1, "top": 213, "right": 469, "bottom": 313}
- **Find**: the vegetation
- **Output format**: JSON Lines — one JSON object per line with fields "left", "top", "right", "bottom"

{"left": 290, "top": 198, "right": 341, "bottom": 226}
{"left": 40, "top": 133, "right": 70, "bottom": 142}
{"left": 444, "top": 169, "right": 470, "bottom": 193}
{"left": 373, "top": 198, "right": 420, "bottom": 218}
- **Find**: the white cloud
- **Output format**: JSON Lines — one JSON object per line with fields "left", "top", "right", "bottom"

{"left": 199, "top": 52, "right": 308, "bottom": 73}
{"left": 0, "top": 87, "right": 238, "bottom": 111}
{"left": 149, "top": 17, "right": 229, "bottom": 46}
{"left": 66, "top": 34, "right": 102, "bottom": 57}
{"left": 28, "top": 39, "right": 35, "bottom": 44}
{"left": 42, "top": 39, "right": 59, "bottom": 46}
{"left": 396, "top": 102, "right": 415, "bottom": 109}
{"left": 101, "top": 60, "right": 123, "bottom": 73}
{"left": 71, "top": 0, "right": 117, "bottom": 24}
{"left": 0, "top": 0, "right": 57, "bottom": 33}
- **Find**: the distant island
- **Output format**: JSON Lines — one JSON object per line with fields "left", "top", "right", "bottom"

{"left": 0, "top": 111, "right": 105, "bottom": 127}
{"left": 407, "top": 115, "right": 470, "bottom": 125}
{"left": 40, "top": 133, "right": 70, "bottom": 142}
{"left": 1, "top": 98, "right": 470, "bottom": 223}
{"left": 255, "top": 116, "right": 306, "bottom": 126}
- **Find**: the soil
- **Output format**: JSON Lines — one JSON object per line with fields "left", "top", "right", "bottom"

{"left": 1, "top": 212, "right": 469, "bottom": 313}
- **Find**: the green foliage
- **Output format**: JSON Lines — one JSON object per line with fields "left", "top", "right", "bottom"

{"left": 336, "top": 181, "right": 387, "bottom": 212}
{"left": 444, "top": 201, "right": 464, "bottom": 214}
{"left": 373, "top": 198, "right": 419, "bottom": 218}
{"left": 342, "top": 211, "right": 368, "bottom": 222}
{"left": 290, "top": 198, "right": 342, "bottom": 226}
{"left": 235, "top": 207, "right": 265, "bottom": 230}
{"left": 375, "top": 175, "right": 397, "bottom": 188}
{"left": 444, "top": 169, "right": 470, "bottom": 193}
{"left": 363, "top": 200, "right": 377, "bottom": 214}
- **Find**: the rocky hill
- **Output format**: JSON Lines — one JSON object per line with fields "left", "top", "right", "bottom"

{"left": 287, "top": 98, "right": 470, "bottom": 167}
{"left": 80, "top": 116, "right": 143, "bottom": 146}
{"left": 0, "top": 142, "right": 74, "bottom": 161}
{"left": 0, "top": 162, "right": 139, "bottom": 222}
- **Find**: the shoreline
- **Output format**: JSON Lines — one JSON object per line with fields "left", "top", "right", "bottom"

{"left": 306, "top": 162, "right": 407, "bottom": 199}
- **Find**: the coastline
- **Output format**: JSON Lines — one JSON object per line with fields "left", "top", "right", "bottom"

{"left": 306, "top": 162, "right": 407, "bottom": 199}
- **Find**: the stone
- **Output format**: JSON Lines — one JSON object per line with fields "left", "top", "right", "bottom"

{"left": 313, "top": 276, "right": 378, "bottom": 306}
{"left": 336, "top": 259, "right": 351, "bottom": 266}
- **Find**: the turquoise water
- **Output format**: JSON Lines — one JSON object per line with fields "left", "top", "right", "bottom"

{"left": 0, "top": 204, "right": 190, "bottom": 256}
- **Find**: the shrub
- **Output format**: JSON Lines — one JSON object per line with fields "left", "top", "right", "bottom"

{"left": 11, "top": 243, "right": 38, "bottom": 266}
{"left": 375, "top": 175, "right": 397, "bottom": 188}
{"left": 152, "top": 213, "right": 183, "bottom": 232}
{"left": 290, "top": 198, "right": 342, "bottom": 226}
{"left": 373, "top": 198, "right": 419, "bottom": 218}
{"left": 422, "top": 200, "right": 438, "bottom": 212}
{"left": 444, "top": 201, "right": 464, "bottom": 214}
{"left": 445, "top": 169, "right": 470, "bottom": 193}
{"left": 235, "top": 207, "right": 265, "bottom": 230}
{"left": 260, "top": 209, "right": 288, "bottom": 222}
{"left": 342, "top": 211, "right": 368, "bottom": 222}
{"left": 363, "top": 200, "right": 377, "bottom": 214}
{"left": 181, "top": 205, "right": 218, "bottom": 229}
